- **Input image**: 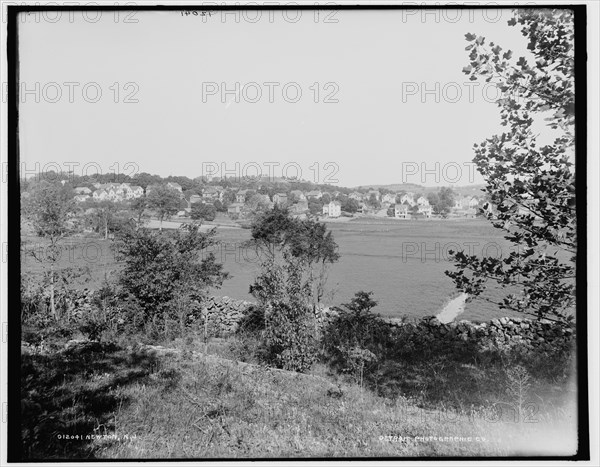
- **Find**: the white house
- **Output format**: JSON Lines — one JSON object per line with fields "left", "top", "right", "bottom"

{"left": 394, "top": 204, "right": 411, "bottom": 219}
{"left": 468, "top": 196, "right": 480, "bottom": 208}
{"left": 400, "top": 193, "right": 416, "bottom": 207}
{"left": 129, "top": 186, "right": 144, "bottom": 198}
{"left": 306, "top": 190, "right": 322, "bottom": 200}
{"left": 202, "top": 187, "right": 219, "bottom": 201}
{"left": 236, "top": 190, "right": 248, "bottom": 203}
{"left": 74, "top": 187, "right": 91, "bottom": 195}
{"left": 417, "top": 196, "right": 429, "bottom": 207}
{"left": 92, "top": 189, "right": 110, "bottom": 201}
{"left": 454, "top": 196, "right": 472, "bottom": 210}
{"left": 167, "top": 182, "right": 183, "bottom": 192}
{"left": 418, "top": 205, "right": 433, "bottom": 218}
{"left": 382, "top": 193, "right": 396, "bottom": 204}
{"left": 322, "top": 200, "right": 341, "bottom": 218}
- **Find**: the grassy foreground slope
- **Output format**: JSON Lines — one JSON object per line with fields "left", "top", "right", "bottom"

{"left": 22, "top": 339, "right": 577, "bottom": 459}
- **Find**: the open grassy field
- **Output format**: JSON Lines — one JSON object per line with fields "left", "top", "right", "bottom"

{"left": 21, "top": 217, "right": 569, "bottom": 322}
{"left": 210, "top": 218, "right": 525, "bottom": 321}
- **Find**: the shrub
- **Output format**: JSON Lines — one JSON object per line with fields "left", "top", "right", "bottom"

{"left": 251, "top": 253, "right": 320, "bottom": 373}
{"left": 191, "top": 203, "right": 217, "bottom": 222}
{"left": 78, "top": 315, "right": 108, "bottom": 341}
{"left": 258, "top": 301, "right": 318, "bottom": 373}
{"left": 322, "top": 291, "right": 392, "bottom": 382}
{"left": 116, "top": 224, "right": 228, "bottom": 336}
{"left": 237, "top": 304, "right": 266, "bottom": 334}
{"left": 227, "top": 333, "right": 262, "bottom": 364}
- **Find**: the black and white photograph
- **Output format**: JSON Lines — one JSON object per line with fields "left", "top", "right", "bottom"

{"left": 1, "top": 1, "right": 598, "bottom": 463}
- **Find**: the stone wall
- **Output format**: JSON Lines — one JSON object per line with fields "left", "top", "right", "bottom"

{"left": 382, "top": 315, "right": 575, "bottom": 351}
{"left": 203, "top": 296, "right": 575, "bottom": 351}
{"left": 201, "top": 296, "right": 255, "bottom": 337}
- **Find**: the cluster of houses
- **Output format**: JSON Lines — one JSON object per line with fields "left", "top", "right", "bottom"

{"left": 453, "top": 194, "right": 484, "bottom": 217}
{"left": 73, "top": 182, "right": 147, "bottom": 203}
{"left": 349, "top": 190, "right": 484, "bottom": 219}
{"left": 71, "top": 181, "right": 485, "bottom": 220}
{"left": 74, "top": 181, "right": 189, "bottom": 203}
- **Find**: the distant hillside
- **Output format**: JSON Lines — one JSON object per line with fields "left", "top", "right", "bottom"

{"left": 356, "top": 183, "right": 426, "bottom": 193}
{"left": 356, "top": 183, "right": 487, "bottom": 196}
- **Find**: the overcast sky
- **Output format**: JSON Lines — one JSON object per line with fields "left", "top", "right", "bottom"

{"left": 17, "top": 8, "right": 553, "bottom": 188}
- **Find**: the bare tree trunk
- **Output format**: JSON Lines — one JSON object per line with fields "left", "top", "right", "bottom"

{"left": 50, "top": 267, "right": 57, "bottom": 320}
{"left": 204, "top": 312, "right": 209, "bottom": 354}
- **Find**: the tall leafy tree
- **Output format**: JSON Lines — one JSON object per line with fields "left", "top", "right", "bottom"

{"left": 117, "top": 224, "right": 229, "bottom": 332}
{"left": 249, "top": 207, "right": 340, "bottom": 367}
{"left": 446, "top": 9, "right": 576, "bottom": 324}
{"left": 432, "top": 187, "right": 456, "bottom": 217}
{"left": 22, "top": 181, "right": 77, "bottom": 319}
{"left": 146, "top": 184, "right": 181, "bottom": 230}
{"left": 191, "top": 203, "right": 217, "bottom": 222}
{"left": 129, "top": 196, "right": 147, "bottom": 226}
{"left": 84, "top": 199, "right": 122, "bottom": 239}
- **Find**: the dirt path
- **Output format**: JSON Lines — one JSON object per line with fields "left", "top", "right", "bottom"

{"left": 436, "top": 293, "right": 469, "bottom": 323}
